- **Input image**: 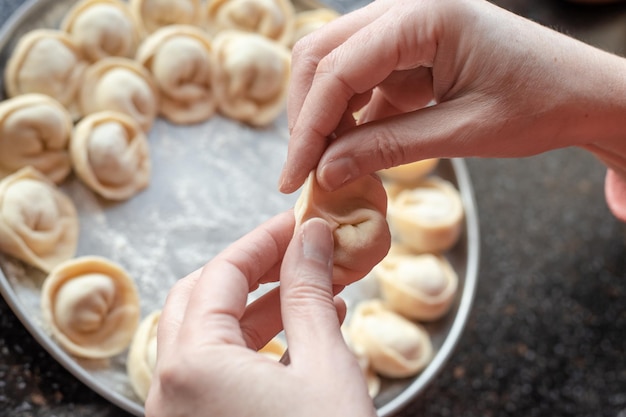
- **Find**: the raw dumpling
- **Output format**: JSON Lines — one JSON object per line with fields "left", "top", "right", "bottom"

{"left": 61, "top": 0, "right": 140, "bottom": 62}
{"left": 378, "top": 158, "right": 439, "bottom": 185}
{"left": 136, "top": 25, "right": 217, "bottom": 124}
{"left": 41, "top": 256, "right": 140, "bottom": 359}
{"left": 258, "top": 336, "right": 286, "bottom": 361}
{"left": 294, "top": 171, "right": 391, "bottom": 285}
{"left": 374, "top": 249, "right": 458, "bottom": 321}
{"left": 4, "top": 29, "right": 87, "bottom": 117}
{"left": 70, "top": 111, "right": 151, "bottom": 200}
{"left": 204, "top": 0, "right": 295, "bottom": 46}
{"left": 131, "top": 0, "right": 200, "bottom": 35}
{"left": 127, "top": 310, "right": 160, "bottom": 402}
{"left": 347, "top": 300, "right": 433, "bottom": 378}
{"left": 212, "top": 31, "right": 291, "bottom": 126}
{"left": 0, "top": 94, "right": 73, "bottom": 184}
{"left": 387, "top": 177, "right": 463, "bottom": 253}
{"left": 342, "top": 327, "right": 380, "bottom": 398}
{"left": 290, "top": 8, "right": 340, "bottom": 48}
{"left": 0, "top": 167, "right": 78, "bottom": 273}
{"left": 79, "top": 57, "right": 159, "bottom": 131}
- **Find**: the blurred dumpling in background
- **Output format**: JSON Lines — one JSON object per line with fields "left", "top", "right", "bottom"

{"left": 127, "top": 310, "right": 161, "bottom": 402}
{"left": 130, "top": 0, "right": 201, "bottom": 35}
{"left": 136, "top": 25, "right": 217, "bottom": 124}
{"left": 61, "top": 0, "right": 140, "bottom": 62}
{"left": 0, "top": 94, "right": 73, "bottom": 184}
{"left": 289, "top": 7, "right": 339, "bottom": 48}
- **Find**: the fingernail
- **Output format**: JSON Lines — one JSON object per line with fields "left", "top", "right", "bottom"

{"left": 302, "top": 218, "right": 333, "bottom": 268}
{"left": 320, "top": 158, "right": 358, "bottom": 190}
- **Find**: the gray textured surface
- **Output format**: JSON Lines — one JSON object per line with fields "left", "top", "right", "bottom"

{"left": 1, "top": 0, "right": 626, "bottom": 416}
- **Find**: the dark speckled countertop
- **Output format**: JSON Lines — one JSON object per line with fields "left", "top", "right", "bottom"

{"left": 1, "top": 0, "right": 626, "bottom": 416}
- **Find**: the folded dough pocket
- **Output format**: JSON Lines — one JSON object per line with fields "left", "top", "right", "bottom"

{"left": 294, "top": 171, "right": 391, "bottom": 285}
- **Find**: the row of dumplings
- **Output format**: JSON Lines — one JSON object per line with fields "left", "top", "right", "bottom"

{"left": 4, "top": 0, "right": 340, "bottom": 127}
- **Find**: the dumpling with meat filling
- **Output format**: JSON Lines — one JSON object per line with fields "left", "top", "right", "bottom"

{"left": 70, "top": 111, "right": 151, "bottom": 200}
{"left": 374, "top": 248, "right": 458, "bottom": 321}
{"left": 347, "top": 300, "right": 433, "bottom": 378}
{"left": 387, "top": 177, "right": 464, "bottom": 253}
{"left": 61, "top": 0, "right": 140, "bottom": 62}
{"left": 41, "top": 256, "right": 140, "bottom": 359}
{"left": 130, "top": 0, "right": 200, "bottom": 35}
{"left": 294, "top": 171, "right": 390, "bottom": 285}
{"left": 79, "top": 57, "right": 159, "bottom": 131}
{"left": 290, "top": 8, "right": 339, "bottom": 48}
{"left": 0, "top": 167, "right": 78, "bottom": 272}
{"left": 204, "top": 0, "right": 295, "bottom": 46}
{"left": 4, "top": 30, "right": 87, "bottom": 117}
{"left": 0, "top": 94, "right": 73, "bottom": 184}
{"left": 212, "top": 31, "right": 291, "bottom": 126}
{"left": 136, "top": 25, "right": 217, "bottom": 124}
{"left": 127, "top": 310, "right": 160, "bottom": 402}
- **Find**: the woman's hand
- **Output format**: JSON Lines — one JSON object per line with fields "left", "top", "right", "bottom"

{"left": 145, "top": 212, "right": 376, "bottom": 417}
{"left": 279, "top": 0, "right": 626, "bottom": 193}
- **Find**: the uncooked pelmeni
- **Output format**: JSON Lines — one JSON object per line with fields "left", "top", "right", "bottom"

{"left": 130, "top": 0, "right": 200, "bottom": 35}
{"left": 127, "top": 310, "right": 160, "bottom": 402}
{"left": 347, "top": 300, "right": 433, "bottom": 378}
{"left": 387, "top": 177, "right": 464, "bottom": 253}
{"left": 0, "top": 94, "right": 73, "bottom": 184}
{"left": 70, "top": 111, "right": 151, "bottom": 200}
{"left": 258, "top": 336, "right": 286, "bottom": 361}
{"left": 342, "top": 327, "right": 381, "bottom": 398}
{"left": 79, "top": 57, "right": 159, "bottom": 132}
{"left": 41, "top": 256, "right": 140, "bottom": 359}
{"left": 294, "top": 171, "right": 391, "bottom": 286}
{"left": 204, "top": 0, "right": 295, "bottom": 46}
{"left": 379, "top": 158, "right": 439, "bottom": 185}
{"left": 136, "top": 25, "right": 217, "bottom": 124}
{"left": 4, "top": 29, "right": 87, "bottom": 117}
{"left": 374, "top": 249, "right": 458, "bottom": 321}
{"left": 290, "top": 8, "right": 339, "bottom": 48}
{"left": 61, "top": 0, "right": 140, "bottom": 62}
{"left": 212, "top": 31, "right": 291, "bottom": 126}
{"left": 0, "top": 167, "right": 78, "bottom": 273}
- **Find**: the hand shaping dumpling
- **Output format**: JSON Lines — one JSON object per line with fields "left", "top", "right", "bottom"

{"left": 374, "top": 248, "right": 458, "bottom": 321}
{"left": 347, "top": 300, "right": 433, "bottom": 378}
{"left": 61, "top": 0, "right": 140, "bottom": 62}
{"left": 70, "top": 111, "right": 151, "bottom": 200}
{"left": 79, "top": 57, "right": 159, "bottom": 131}
{"left": 127, "top": 310, "right": 160, "bottom": 402}
{"left": 41, "top": 256, "right": 140, "bottom": 359}
{"left": 290, "top": 8, "right": 339, "bottom": 48}
{"left": 0, "top": 167, "right": 78, "bottom": 272}
{"left": 130, "top": 0, "right": 200, "bottom": 35}
{"left": 204, "top": 0, "right": 295, "bottom": 46}
{"left": 136, "top": 25, "right": 217, "bottom": 124}
{"left": 387, "top": 177, "right": 464, "bottom": 253}
{"left": 0, "top": 94, "right": 73, "bottom": 184}
{"left": 294, "top": 171, "right": 391, "bottom": 285}
{"left": 4, "top": 29, "right": 87, "bottom": 117}
{"left": 212, "top": 31, "right": 291, "bottom": 126}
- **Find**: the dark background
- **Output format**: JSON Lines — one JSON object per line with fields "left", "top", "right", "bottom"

{"left": 1, "top": 0, "right": 625, "bottom": 416}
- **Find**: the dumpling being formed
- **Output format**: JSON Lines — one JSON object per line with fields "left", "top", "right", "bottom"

{"left": 61, "top": 0, "right": 140, "bottom": 62}
{"left": 347, "top": 300, "right": 433, "bottom": 378}
{"left": 127, "top": 310, "right": 160, "bottom": 402}
{"left": 136, "top": 25, "right": 217, "bottom": 124}
{"left": 387, "top": 177, "right": 464, "bottom": 253}
{"left": 374, "top": 249, "right": 458, "bottom": 321}
{"left": 212, "top": 31, "right": 291, "bottom": 126}
{"left": 204, "top": 0, "right": 295, "bottom": 46}
{"left": 290, "top": 8, "right": 340, "bottom": 48}
{"left": 0, "top": 94, "right": 73, "bottom": 184}
{"left": 41, "top": 256, "right": 140, "bottom": 359}
{"left": 294, "top": 171, "right": 391, "bottom": 286}
{"left": 4, "top": 29, "right": 87, "bottom": 117}
{"left": 131, "top": 0, "right": 200, "bottom": 35}
{"left": 79, "top": 57, "right": 159, "bottom": 131}
{"left": 70, "top": 111, "right": 151, "bottom": 200}
{"left": 0, "top": 167, "right": 78, "bottom": 273}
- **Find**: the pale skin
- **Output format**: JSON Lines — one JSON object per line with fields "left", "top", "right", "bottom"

{"left": 147, "top": 0, "right": 626, "bottom": 415}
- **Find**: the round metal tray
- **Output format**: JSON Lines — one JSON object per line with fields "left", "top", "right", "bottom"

{"left": 0, "top": 0, "right": 480, "bottom": 415}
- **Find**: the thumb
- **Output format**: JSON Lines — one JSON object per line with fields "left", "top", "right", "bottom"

{"left": 280, "top": 218, "right": 346, "bottom": 366}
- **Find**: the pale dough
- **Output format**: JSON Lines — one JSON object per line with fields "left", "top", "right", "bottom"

{"left": 127, "top": 310, "right": 160, "bottom": 402}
